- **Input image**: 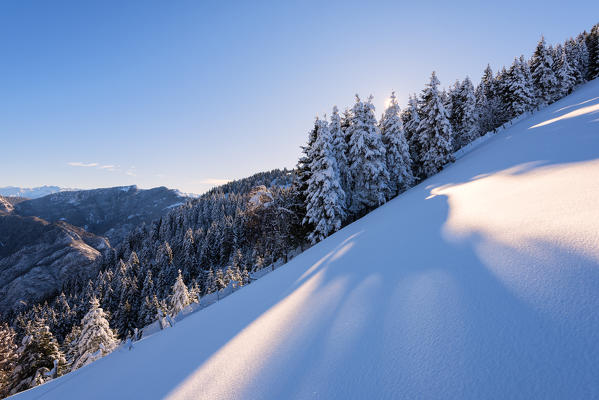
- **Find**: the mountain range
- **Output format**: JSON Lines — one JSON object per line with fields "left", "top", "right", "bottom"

{"left": 0, "top": 186, "right": 69, "bottom": 199}
{"left": 0, "top": 186, "right": 188, "bottom": 315}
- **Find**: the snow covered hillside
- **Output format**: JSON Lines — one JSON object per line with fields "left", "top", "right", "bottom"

{"left": 14, "top": 80, "right": 599, "bottom": 399}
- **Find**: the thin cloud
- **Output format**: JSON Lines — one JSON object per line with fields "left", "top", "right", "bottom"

{"left": 126, "top": 166, "right": 136, "bottom": 177}
{"left": 199, "top": 178, "right": 231, "bottom": 185}
{"left": 68, "top": 162, "right": 99, "bottom": 167}
{"left": 68, "top": 162, "right": 120, "bottom": 172}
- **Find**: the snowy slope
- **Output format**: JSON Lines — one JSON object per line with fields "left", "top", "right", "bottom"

{"left": 14, "top": 80, "right": 599, "bottom": 400}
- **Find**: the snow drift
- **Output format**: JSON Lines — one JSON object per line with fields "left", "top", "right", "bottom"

{"left": 14, "top": 80, "right": 599, "bottom": 399}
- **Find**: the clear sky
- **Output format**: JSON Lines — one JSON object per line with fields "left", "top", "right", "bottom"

{"left": 1, "top": 1, "right": 597, "bottom": 194}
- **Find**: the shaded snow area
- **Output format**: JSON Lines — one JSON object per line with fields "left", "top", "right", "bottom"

{"left": 15, "top": 80, "right": 599, "bottom": 399}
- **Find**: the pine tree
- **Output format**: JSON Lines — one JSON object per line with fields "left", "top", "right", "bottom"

{"left": 82, "top": 279, "right": 97, "bottom": 306}
{"left": 215, "top": 268, "right": 226, "bottom": 291}
{"left": 99, "top": 270, "right": 117, "bottom": 316}
{"left": 296, "top": 121, "right": 320, "bottom": 200}
{"left": 556, "top": 47, "right": 577, "bottom": 97}
{"left": 294, "top": 120, "right": 319, "bottom": 236}
{"left": 139, "top": 296, "right": 158, "bottom": 326}
{"left": 347, "top": 95, "right": 389, "bottom": 216}
{"left": 520, "top": 54, "right": 535, "bottom": 89}
{"left": 62, "top": 324, "right": 81, "bottom": 371}
{"left": 450, "top": 77, "right": 479, "bottom": 150}
{"left": 224, "top": 265, "right": 234, "bottom": 287}
{"left": 140, "top": 270, "right": 155, "bottom": 307}
{"left": 329, "top": 105, "right": 349, "bottom": 197}
{"left": 138, "top": 270, "right": 157, "bottom": 325}
{"left": 401, "top": 94, "right": 422, "bottom": 179}
{"left": 0, "top": 322, "right": 17, "bottom": 398}
{"left": 71, "top": 298, "right": 118, "bottom": 370}
{"left": 128, "top": 251, "right": 141, "bottom": 275}
{"left": 380, "top": 91, "right": 413, "bottom": 197}
{"left": 576, "top": 33, "right": 590, "bottom": 81}
{"left": 494, "top": 66, "right": 512, "bottom": 125}
{"left": 530, "top": 36, "right": 559, "bottom": 105}
{"left": 9, "top": 317, "right": 66, "bottom": 394}
{"left": 587, "top": 24, "right": 599, "bottom": 79}
{"left": 241, "top": 268, "right": 251, "bottom": 286}
{"left": 505, "top": 56, "right": 536, "bottom": 118}
{"left": 152, "top": 295, "right": 164, "bottom": 322}
{"left": 232, "top": 265, "right": 243, "bottom": 289}
{"left": 564, "top": 38, "right": 584, "bottom": 85}
{"left": 340, "top": 107, "right": 353, "bottom": 187}
{"left": 169, "top": 270, "right": 191, "bottom": 316}
{"left": 447, "top": 81, "right": 461, "bottom": 135}
{"left": 440, "top": 88, "right": 452, "bottom": 127}
{"left": 476, "top": 64, "right": 502, "bottom": 134}
{"left": 183, "top": 228, "right": 195, "bottom": 267}
{"left": 417, "top": 72, "right": 454, "bottom": 177}
{"left": 188, "top": 279, "right": 201, "bottom": 301}
{"left": 551, "top": 43, "right": 563, "bottom": 74}
{"left": 204, "top": 268, "right": 216, "bottom": 295}
{"left": 461, "top": 77, "right": 479, "bottom": 146}
{"left": 52, "top": 292, "right": 75, "bottom": 343}
{"left": 232, "top": 248, "right": 244, "bottom": 271}
{"left": 155, "top": 242, "right": 176, "bottom": 296}
{"left": 113, "top": 263, "right": 140, "bottom": 338}
{"left": 304, "top": 117, "right": 346, "bottom": 243}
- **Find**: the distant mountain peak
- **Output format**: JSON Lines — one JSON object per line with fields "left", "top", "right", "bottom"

{"left": 0, "top": 185, "right": 76, "bottom": 199}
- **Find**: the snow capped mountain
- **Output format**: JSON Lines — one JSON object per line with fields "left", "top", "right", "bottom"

{"left": 0, "top": 186, "right": 72, "bottom": 199}
{"left": 13, "top": 79, "right": 599, "bottom": 399}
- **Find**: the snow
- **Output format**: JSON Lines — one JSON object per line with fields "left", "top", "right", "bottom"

{"left": 248, "top": 186, "right": 274, "bottom": 208}
{"left": 165, "top": 202, "right": 184, "bottom": 210}
{"left": 173, "top": 189, "right": 199, "bottom": 198}
{"left": 453, "top": 111, "right": 529, "bottom": 160}
{"left": 14, "top": 80, "right": 599, "bottom": 399}
{"left": 0, "top": 186, "right": 73, "bottom": 199}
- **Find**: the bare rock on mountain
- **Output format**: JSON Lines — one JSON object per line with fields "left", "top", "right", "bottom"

{"left": 0, "top": 196, "right": 14, "bottom": 215}
{"left": 0, "top": 215, "right": 109, "bottom": 314}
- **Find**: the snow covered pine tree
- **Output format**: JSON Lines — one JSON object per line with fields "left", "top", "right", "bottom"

{"left": 530, "top": 36, "right": 559, "bottom": 105}
{"left": 347, "top": 95, "right": 389, "bottom": 216}
{"left": 8, "top": 317, "right": 66, "bottom": 394}
{"left": 380, "top": 91, "right": 413, "bottom": 197}
{"left": 304, "top": 117, "right": 346, "bottom": 243}
{"left": 417, "top": 72, "right": 454, "bottom": 177}
{"left": 71, "top": 298, "right": 118, "bottom": 370}
{"left": 169, "top": 269, "right": 191, "bottom": 316}
{"left": 0, "top": 322, "right": 17, "bottom": 398}
{"left": 448, "top": 77, "right": 479, "bottom": 151}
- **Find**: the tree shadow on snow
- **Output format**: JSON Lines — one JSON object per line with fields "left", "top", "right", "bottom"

{"left": 159, "top": 80, "right": 599, "bottom": 399}
{"left": 22, "top": 82, "right": 599, "bottom": 400}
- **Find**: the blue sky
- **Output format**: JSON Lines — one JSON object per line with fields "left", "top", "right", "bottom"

{"left": 1, "top": 1, "right": 597, "bottom": 194}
